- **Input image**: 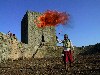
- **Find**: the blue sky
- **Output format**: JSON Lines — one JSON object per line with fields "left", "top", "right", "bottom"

{"left": 0, "top": 0, "right": 100, "bottom": 47}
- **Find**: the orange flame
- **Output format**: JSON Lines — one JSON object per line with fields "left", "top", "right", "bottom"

{"left": 34, "top": 10, "right": 69, "bottom": 28}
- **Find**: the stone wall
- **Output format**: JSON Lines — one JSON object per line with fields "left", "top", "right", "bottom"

{"left": 34, "top": 44, "right": 63, "bottom": 58}
{"left": 0, "top": 32, "right": 39, "bottom": 63}
{"left": 21, "top": 11, "right": 57, "bottom": 48}
{"left": 0, "top": 32, "right": 62, "bottom": 63}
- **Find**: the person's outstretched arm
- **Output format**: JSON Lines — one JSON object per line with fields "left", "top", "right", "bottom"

{"left": 57, "top": 39, "right": 63, "bottom": 44}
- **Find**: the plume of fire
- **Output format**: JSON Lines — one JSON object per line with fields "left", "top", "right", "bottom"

{"left": 34, "top": 10, "right": 69, "bottom": 28}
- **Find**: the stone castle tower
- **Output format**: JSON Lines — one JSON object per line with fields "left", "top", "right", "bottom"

{"left": 21, "top": 11, "right": 57, "bottom": 47}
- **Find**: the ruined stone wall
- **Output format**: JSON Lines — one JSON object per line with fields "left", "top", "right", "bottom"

{"left": 21, "top": 11, "right": 57, "bottom": 48}
{"left": 0, "top": 11, "right": 58, "bottom": 63}
{"left": 0, "top": 32, "right": 39, "bottom": 63}
{"left": 0, "top": 32, "right": 79, "bottom": 63}
{"left": 27, "top": 11, "right": 42, "bottom": 47}
{"left": 42, "top": 26, "right": 56, "bottom": 46}
{"left": 0, "top": 32, "right": 58, "bottom": 63}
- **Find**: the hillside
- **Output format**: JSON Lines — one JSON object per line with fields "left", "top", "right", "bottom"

{"left": 0, "top": 32, "right": 100, "bottom": 75}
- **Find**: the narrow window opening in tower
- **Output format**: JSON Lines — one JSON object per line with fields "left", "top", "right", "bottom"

{"left": 42, "top": 35, "right": 45, "bottom": 42}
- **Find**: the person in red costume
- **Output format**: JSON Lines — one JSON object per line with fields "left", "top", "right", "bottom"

{"left": 57, "top": 34, "right": 74, "bottom": 71}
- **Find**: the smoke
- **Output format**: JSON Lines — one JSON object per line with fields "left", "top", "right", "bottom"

{"left": 34, "top": 10, "right": 69, "bottom": 28}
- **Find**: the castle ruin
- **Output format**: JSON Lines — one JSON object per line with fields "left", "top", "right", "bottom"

{"left": 21, "top": 11, "right": 57, "bottom": 47}
{"left": 0, "top": 11, "right": 63, "bottom": 63}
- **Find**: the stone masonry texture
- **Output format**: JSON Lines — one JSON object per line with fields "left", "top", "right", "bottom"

{"left": 21, "top": 11, "right": 57, "bottom": 47}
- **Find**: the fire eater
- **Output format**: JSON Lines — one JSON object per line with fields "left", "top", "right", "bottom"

{"left": 57, "top": 34, "right": 74, "bottom": 71}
